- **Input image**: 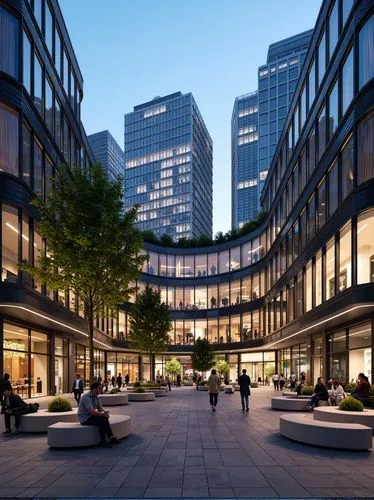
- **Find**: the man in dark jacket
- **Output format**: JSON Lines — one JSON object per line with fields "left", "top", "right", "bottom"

{"left": 1, "top": 388, "right": 27, "bottom": 435}
{"left": 0, "top": 373, "right": 12, "bottom": 403}
{"left": 116, "top": 374, "right": 122, "bottom": 389}
{"left": 71, "top": 374, "right": 84, "bottom": 405}
{"left": 238, "top": 369, "right": 251, "bottom": 412}
{"left": 307, "top": 377, "right": 329, "bottom": 409}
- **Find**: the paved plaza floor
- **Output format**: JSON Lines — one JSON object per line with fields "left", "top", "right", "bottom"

{"left": 0, "top": 386, "right": 374, "bottom": 499}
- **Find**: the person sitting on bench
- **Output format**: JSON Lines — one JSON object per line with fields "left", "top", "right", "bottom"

{"left": 78, "top": 382, "right": 120, "bottom": 447}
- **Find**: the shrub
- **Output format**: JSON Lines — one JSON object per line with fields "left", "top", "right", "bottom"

{"left": 198, "top": 380, "right": 207, "bottom": 386}
{"left": 48, "top": 397, "right": 72, "bottom": 412}
{"left": 339, "top": 396, "right": 364, "bottom": 412}
{"left": 133, "top": 381, "right": 142, "bottom": 388}
{"left": 301, "top": 385, "right": 314, "bottom": 395}
{"left": 110, "top": 388, "right": 121, "bottom": 394}
{"left": 134, "top": 387, "right": 145, "bottom": 393}
{"left": 344, "top": 382, "right": 357, "bottom": 392}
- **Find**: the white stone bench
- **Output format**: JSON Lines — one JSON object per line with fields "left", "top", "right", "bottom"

{"left": 128, "top": 392, "right": 155, "bottom": 402}
{"left": 197, "top": 385, "right": 208, "bottom": 391}
{"left": 280, "top": 413, "right": 372, "bottom": 450}
{"left": 98, "top": 393, "right": 129, "bottom": 406}
{"left": 48, "top": 414, "right": 131, "bottom": 448}
{"left": 314, "top": 406, "right": 374, "bottom": 430}
{"left": 11, "top": 409, "right": 78, "bottom": 433}
{"left": 224, "top": 385, "right": 234, "bottom": 394}
{"left": 271, "top": 396, "right": 329, "bottom": 411}
{"left": 282, "top": 391, "right": 310, "bottom": 399}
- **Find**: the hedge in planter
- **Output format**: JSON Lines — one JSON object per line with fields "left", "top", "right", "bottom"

{"left": 48, "top": 397, "right": 73, "bottom": 412}
{"left": 134, "top": 387, "right": 145, "bottom": 393}
{"left": 110, "top": 388, "right": 121, "bottom": 394}
{"left": 339, "top": 396, "right": 364, "bottom": 412}
{"left": 301, "top": 385, "right": 314, "bottom": 395}
{"left": 133, "top": 381, "right": 142, "bottom": 388}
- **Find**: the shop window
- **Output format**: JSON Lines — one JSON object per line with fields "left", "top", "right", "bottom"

{"left": 315, "top": 250, "right": 322, "bottom": 306}
{"left": 30, "top": 330, "right": 48, "bottom": 396}
{"left": 2, "top": 205, "right": 19, "bottom": 282}
{"left": 3, "top": 324, "right": 29, "bottom": 396}
{"left": 357, "top": 209, "right": 374, "bottom": 284}
{"left": 329, "top": 330, "right": 347, "bottom": 381}
{"left": 195, "top": 254, "right": 207, "bottom": 277}
{"left": 0, "top": 104, "right": 19, "bottom": 177}
{"left": 357, "top": 109, "right": 374, "bottom": 185}
{"left": 0, "top": 6, "right": 19, "bottom": 79}
{"left": 359, "top": 15, "right": 374, "bottom": 89}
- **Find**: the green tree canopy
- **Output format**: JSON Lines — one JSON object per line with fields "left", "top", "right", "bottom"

{"left": 20, "top": 163, "right": 146, "bottom": 383}
{"left": 164, "top": 357, "right": 182, "bottom": 380}
{"left": 129, "top": 285, "right": 172, "bottom": 380}
{"left": 190, "top": 338, "right": 215, "bottom": 375}
{"left": 215, "top": 359, "right": 230, "bottom": 379}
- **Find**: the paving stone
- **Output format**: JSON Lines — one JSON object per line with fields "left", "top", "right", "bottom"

{"left": 182, "top": 486, "right": 209, "bottom": 497}
{"left": 145, "top": 487, "right": 182, "bottom": 497}
{"left": 226, "top": 465, "right": 270, "bottom": 488}
{"left": 208, "top": 487, "right": 235, "bottom": 497}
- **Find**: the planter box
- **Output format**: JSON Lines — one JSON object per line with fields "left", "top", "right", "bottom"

{"left": 99, "top": 393, "right": 129, "bottom": 406}
{"left": 183, "top": 381, "right": 193, "bottom": 386}
{"left": 14, "top": 408, "right": 78, "bottom": 433}
{"left": 128, "top": 392, "right": 155, "bottom": 402}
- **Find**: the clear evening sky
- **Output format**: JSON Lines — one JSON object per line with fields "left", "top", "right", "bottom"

{"left": 59, "top": 0, "right": 322, "bottom": 235}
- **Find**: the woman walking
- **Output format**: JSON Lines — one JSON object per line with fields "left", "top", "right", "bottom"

{"left": 207, "top": 369, "right": 220, "bottom": 411}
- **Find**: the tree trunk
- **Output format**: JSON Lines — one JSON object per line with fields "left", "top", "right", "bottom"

{"left": 88, "top": 306, "right": 95, "bottom": 385}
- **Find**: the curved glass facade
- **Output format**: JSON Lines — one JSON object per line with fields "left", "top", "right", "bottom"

{"left": 0, "top": 0, "right": 373, "bottom": 393}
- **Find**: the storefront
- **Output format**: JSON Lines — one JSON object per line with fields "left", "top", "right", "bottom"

{"left": 106, "top": 352, "right": 139, "bottom": 383}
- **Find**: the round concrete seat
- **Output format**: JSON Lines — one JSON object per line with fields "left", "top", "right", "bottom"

{"left": 98, "top": 393, "right": 129, "bottom": 406}
{"left": 48, "top": 414, "right": 131, "bottom": 448}
{"left": 224, "top": 385, "right": 234, "bottom": 394}
{"left": 271, "top": 396, "right": 309, "bottom": 411}
{"left": 197, "top": 386, "right": 208, "bottom": 391}
{"left": 280, "top": 413, "right": 372, "bottom": 450}
{"left": 283, "top": 392, "right": 310, "bottom": 399}
{"left": 128, "top": 392, "right": 155, "bottom": 402}
{"left": 314, "top": 406, "right": 374, "bottom": 429}
{"left": 14, "top": 408, "right": 78, "bottom": 433}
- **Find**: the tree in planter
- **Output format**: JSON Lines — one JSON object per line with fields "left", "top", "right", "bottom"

{"left": 20, "top": 163, "right": 146, "bottom": 383}
{"left": 191, "top": 338, "right": 215, "bottom": 388}
{"left": 215, "top": 359, "right": 230, "bottom": 383}
{"left": 129, "top": 285, "right": 172, "bottom": 381}
{"left": 164, "top": 357, "right": 182, "bottom": 383}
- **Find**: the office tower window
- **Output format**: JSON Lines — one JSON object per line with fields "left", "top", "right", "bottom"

{"left": 305, "top": 261, "right": 312, "bottom": 312}
{"left": 328, "top": 78, "right": 339, "bottom": 139}
{"left": 55, "top": 27, "right": 61, "bottom": 75}
{"left": 308, "top": 59, "right": 316, "bottom": 108}
{"left": 34, "top": 0, "right": 42, "bottom": 30}
{"left": 342, "top": 0, "right": 354, "bottom": 26}
{"left": 23, "top": 31, "right": 31, "bottom": 93}
{"left": 325, "top": 237, "right": 335, "bottom": 300}
{"left": 45, "top": 77, "right": 53, "bottom": 135}
{"left": 22, "top": 121, "right": 31, "bottom": 186}
{"left": 300, "top": 86, "right": 306, "bottom": 130}
{"left": 0, "top": 6, "right": 19, "bottom": 79}
{"left": 328, "top": 0, "right": 339, "bottom": 60}
{"left": 318, "top": 105, "right": 326, "bottom": 161}
{"left": 63, "top": 49, "right": 69, "bottom": 94}
{"left": 45, "top": 155, "right": 53, "bottom": 198}
{"left": 34, "top": 52, "right": 43, "bottom": 116}
{"left": 357, "top": 209, "right": 374, "bottom": 284}
{"left": 45, "top": 1, "right": 53, "bottom": 56}
{"left": 318, "top": 31, "right": 326, "bottom": 86}
{"left": 55, "top": 98, "right": 61, "bottom": 149}
{"left": 342, "top": 47, "right": 354, "bottom": 115}
{"left": 341, "top": 135, "right": 354, "bottom": 200}
{"left": 359, "top": 15, "right": 374, "bottom": 89}
{"left": 328, "top": 159, "right": 339, "bottom": 215}
{"left": 308, "top": 126, "right": 316, "bottom": 175}
{"left": 0, "top": 104, "right": 19, "bottom": 177}
{"left": 2, "top": 205, "right": 19, "bottom": 282}
{"left": 315, "top": 250, "right": 322, "bottom": 306}
{"left": 339, "top": 222, "right": 351, "bottom": 291}
{"left": 22, "top": 214, "right": 30, "bottom": 265}
{"left": 317, "top": 177, "right": 326, "bottom": 230}
{"left": 34, "top": 138, "right": 43, "bottom": 197}
{"left": 357, "top": 109, "right": 374, "bottom": 184}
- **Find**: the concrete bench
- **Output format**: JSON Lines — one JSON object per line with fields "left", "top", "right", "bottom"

{"left": 251, "top": 382, "right": 258, "bottom": 388}
{"left": 224, "top": 385, "right": 234, "bottom": 394}
{"left": 280, "top": 413, "right": 372, "bottom": 450}
{"left": 271, "top": 396, "right": 329, "bottom": 411}
{"left": 314, "top": 407, "right": 374, "bottom": 430}
{"left": 11, "top": 409, "right": 78, "bottom": 433}
{"left": 98, "top": 393, "right": 129, "bottom": 406}
{"left": 282, "top": 391, "right": 310, "bottom": 399}
{"left": 48, "top": 415, "right": 131, "bottom": 448}
{"left": 128, "top": 392, "right": 155, "bottom": 402}
{"left": 197, "top": 385, "right": 208, "bottom": 391}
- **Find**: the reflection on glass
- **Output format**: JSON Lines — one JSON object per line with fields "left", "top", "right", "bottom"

{"left": 357, "top": 209, "right": 374, "bottom": 284}
{"left": 2, "top": 204, "right": 19, "bottom": 282}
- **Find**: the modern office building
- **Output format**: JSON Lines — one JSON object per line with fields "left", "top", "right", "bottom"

{"left": 87, "top": 130, "right": 125, "bottom": 183}
{"left": 231, "top": 91, "right": 259, "bottom": 228}
{"left": 1, "top": 0, "right": 373, "bottom": 394}
{"left": 124, "top": 92, "right": 213, "bottom": 240}
{"left": 232, "top": 30, "right": 313, "bottom": 229}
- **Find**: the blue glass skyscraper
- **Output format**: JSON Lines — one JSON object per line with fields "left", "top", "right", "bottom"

{"left": 232, "top": 30, "right": 313, "bottom": 229}
{"left": 88, "top": 130, "right": 125, "bottom": 183}
{"left": 231, "top": 92, "right": 259, "bottom": 228}
{"left": 124, "top": 92, "right": 213, "bottom": 240}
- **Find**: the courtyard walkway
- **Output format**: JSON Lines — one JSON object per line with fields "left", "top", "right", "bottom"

{"left": 0, "top": 386, "right": 374, "bottom": 499}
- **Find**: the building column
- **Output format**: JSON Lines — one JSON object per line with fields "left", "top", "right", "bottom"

{"left": 69, "top": 341, "right": 76, "bottom": 390}
{"left": 0, "top": 317, "right": 3, "bottom": 377}
{"left": 371, "top": 315, "right": 374, "bottom": 385}
{"left": 49, "top": 333, "right": 56, "bottom": 395}
{"left": 138, "top": 355, "right": 142, "bottom": 382}
{"left": 237, "top": 353, "right": 241, "bottom": 381}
